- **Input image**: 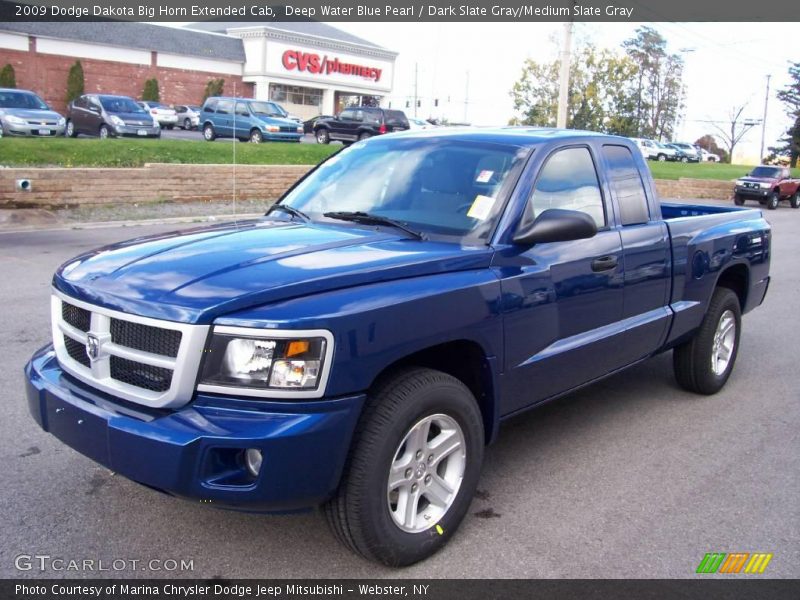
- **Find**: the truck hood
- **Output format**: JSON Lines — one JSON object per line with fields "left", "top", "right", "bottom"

{"left": 738, "top": 176, "right": 776, "bottom": 184}
{"left": 54, "top": 218, "right": 493, "bottom": 324}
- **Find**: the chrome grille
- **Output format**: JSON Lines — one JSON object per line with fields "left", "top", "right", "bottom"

{"left": 51, "top": 291, "right": 209, "bottom": 408}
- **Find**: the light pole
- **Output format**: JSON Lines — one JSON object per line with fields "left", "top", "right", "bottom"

{"left": 759, "top": 74, "right": 771, "bottom": 162}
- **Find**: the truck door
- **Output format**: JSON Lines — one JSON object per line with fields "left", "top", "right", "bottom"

{"left": 601, "top": 143, "right": 671, "bottom": 363}
{"left": 497, "top": 145, "right": 625, "bottom": 413}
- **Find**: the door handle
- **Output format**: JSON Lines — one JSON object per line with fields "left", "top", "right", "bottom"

{"left": 591, "top": 255, "right": 618, "bottom": 272}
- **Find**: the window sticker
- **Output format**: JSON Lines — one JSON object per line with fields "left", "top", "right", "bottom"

{"left": 476, "top": 170, "right": 494, "bottom": 183}
{"left": 467, "top": 195, "right": 496, "bottom": 220}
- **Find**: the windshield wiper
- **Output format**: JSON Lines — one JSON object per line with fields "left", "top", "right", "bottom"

{"left": 266, "top": 203, "right": 310, "bottom": 222}
{"left": 323, "top": 211, "right": 425, "bottom": 240}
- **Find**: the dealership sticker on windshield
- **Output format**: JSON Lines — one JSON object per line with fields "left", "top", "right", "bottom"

{"left": 467, "top": 195, "right": 495, "bottom": 220}
{"left": 475, "top": 170, "right": 494, "bottom": 183}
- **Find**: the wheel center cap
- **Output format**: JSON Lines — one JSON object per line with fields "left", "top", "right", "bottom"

{"left": 415, "top": 462, "right": 427, "bottom": 479}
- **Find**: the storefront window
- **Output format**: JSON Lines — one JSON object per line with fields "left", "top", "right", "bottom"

{"left": 269, "top": 84, "right": 322, "bottom": 109}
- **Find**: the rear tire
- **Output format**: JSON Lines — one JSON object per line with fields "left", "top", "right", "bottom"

{"left": 766, "top": 192, "right": 779, "bottom": 210}
{"left": 681, "top": 157, "right": 689, "bottom": 163}
{"left": 790, "top": 192, "right": 800, "bottom": 209}
{"left": 358, "top": 132, "right": 372, "bottom": 141}
{"left": 203, "top": 124, "right": 216, "bottom": 141}
{"left": 323, "top": 368, "right": 484, "bottom": 567}
{"left": 673, "top": 287, "right": 741, "bottom": 395}
{"left": 183, "top": 118, "right": 192, "bottom": 130}
{"left": 65, "top": 120, "right": 77, "bottom": 138}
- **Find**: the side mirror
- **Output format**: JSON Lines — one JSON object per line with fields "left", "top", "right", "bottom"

{"left": 513, "top": 208, "right": 598, "bottom": 246}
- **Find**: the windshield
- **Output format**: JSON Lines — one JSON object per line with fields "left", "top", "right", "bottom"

{"left": 750, "top": 166, "right": 781, "bottom": 178}
{"left": 0, "top": 91, "right": 48, "bottom": 110}
{"left": 250, "top": 102, "right": 286, "bottom": 117}
{"left": 100, "top": 97, "right": 145, "bottom": 113}
{"left": 280, "top": 137, "right": 530, "bottom": 243}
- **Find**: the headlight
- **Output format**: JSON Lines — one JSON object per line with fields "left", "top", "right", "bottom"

{"left": 58, "top": 117, "right": 66, "bottom": 127}
{"left": 296, "top": 126, "right": 304, "bottom": 133}
{"left": 735, "top": 179, "right": 746, "bottom": 186}
{"left": 109, "top": 115, "right": 125, "bottom": 127}
{"left": 759, "top": 182, "right": 772, "bottom": 189}
{"left": 4, "top": 114, "right": 27, "bottom": 125}
{"left": 266, "top": 125, "right": 280, "bottom": 133}
{"left": 198, "top": 328, "right": 333, "bottom": 396}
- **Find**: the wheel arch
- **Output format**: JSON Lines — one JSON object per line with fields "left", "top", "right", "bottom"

{"left": 714, "top": 262, "right": 749, "bottom": 311}
{"left": 369, "top": 339, "right": 499, "bottom": 445}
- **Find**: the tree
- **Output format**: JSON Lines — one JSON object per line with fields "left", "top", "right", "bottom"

{"left": 623, "top": 26, "right": 685, "bottom": 140}
{"left": 710, "top": 104, "right": 760, "bottom": 164}
{"left": 508, "top": 45, "right": 639, "bottom": 134}
{"left": 65, "top": 61, "right": 84, "bottom": 103}
{"left": 694, "top": 134, "right": 729, "bottom": 162}
{"left": 768, "top": 61, "right": 800, "bottom": 168}
{"left": 203, "top": 78, "right": 224, "bottom": 101}
{"left": 141, "top": 78, "right": 160, "bottom": 102}
{"left": 0, "top": 64, "right": 16, "bottom": 88}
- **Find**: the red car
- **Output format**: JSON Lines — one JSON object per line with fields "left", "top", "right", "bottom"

{"left": 734, "top": 165, "right": 800, "bottom": 210}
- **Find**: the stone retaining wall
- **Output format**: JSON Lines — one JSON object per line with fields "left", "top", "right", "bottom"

{"left": 0, "top": 165, "right": 735, "bottom": 208}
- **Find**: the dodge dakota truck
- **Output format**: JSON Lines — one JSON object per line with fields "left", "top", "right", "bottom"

{"left": 733, "top": 165, "right": 800, "bottom": 210}
{"left": 25, "top": 129, "right": 771, "bottom": 567}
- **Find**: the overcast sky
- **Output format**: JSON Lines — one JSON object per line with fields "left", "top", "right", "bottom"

{"left": 335, "top": 21, "right": 798, "bottom": 163}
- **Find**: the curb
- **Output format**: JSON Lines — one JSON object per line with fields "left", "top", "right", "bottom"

{"left": 0, "top": 212, "right": 265, "bottom": 235}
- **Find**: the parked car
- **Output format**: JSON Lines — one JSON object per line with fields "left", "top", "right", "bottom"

{"left": 200, "top": 97, "right": 304, "bottom": 143}
{"left": 26, "top": 129, "right": 771, "bottom": 566}
{"left": 407, "top": 117, "right": 435, "bottom": 130}
{"left": 652, "top": 141, "right": 679, "bottom": 161}
{"left": 174, "top": 105, "right": 201, "bottom": 130}
{"left": 314, "top": 107, "right": 409, "bottom": 144}
{"left": 137, "top": 101, "right": 178, "bottom": 129}
{"left": 303, "top": 115, "right": 333, "bottom": 134}
{"left": 668, "top": 142, "right": 701, "bottom": 162}
{"left": 665, "top": 143, "right": 693, "bottom": 162}
{"left": 734, "top": 165, "right": 800, "bottom": 209}
{"left": 65, "top": 94, "right": 160, "bottom": 139}
{"left": 630, "top": 137, "right": 659, "bottom": 160}
{"left": 698, "top": 148, "right": 720, "bottom": 162}
{"left": 0, "top": 88, "right": 65, "bottom": 137}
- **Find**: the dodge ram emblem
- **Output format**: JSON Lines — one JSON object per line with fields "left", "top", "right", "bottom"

{"left": 85, "top": 334, "right": 100, "bottom": 361}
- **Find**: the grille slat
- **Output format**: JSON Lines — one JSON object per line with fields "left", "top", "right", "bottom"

{"left": 63, "top": 335, "right": 90, "bottom": 367}
{"left": 110, "top": 356, "right": 173, "bottom": 392}
{"left": 62, "top": 302, "right": 90, "bottom": 332}
{"left": 110, "top": 319, "right": 182, "bottom": 357}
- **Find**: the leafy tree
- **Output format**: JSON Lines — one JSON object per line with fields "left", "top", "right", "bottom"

{"left": 623, "top": 26, "right": 685, "bottom": 140}
{"left": 203, "top": 78, "right": 224, "bottom": 101}
{"left": 768, "top": 62, "right": 800, "bottom": 168}
{"left": 694, "top": 134, "right": 729, "bottom": 162}
{"left": 141, "top": 78, "right": 160, "bottom": 102}
{"left": 0, "top": 64, "right": 16, "bottom": 88}
{"left": 509, "top": 45, "right": 639, "bottom": 134}
{"left": 65, "top": 61, "right": 84, "bottom": 103}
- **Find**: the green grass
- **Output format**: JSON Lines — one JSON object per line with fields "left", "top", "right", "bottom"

{"left": 648, "top": 160, "right": 800, "bottom": 181}
{"left": 0, "top": 137, "right": 338, "bottom": 167}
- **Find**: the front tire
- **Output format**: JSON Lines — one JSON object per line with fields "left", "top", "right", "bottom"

{"left": 681, "top": 156, "right": 689, "bottom": 163}
{"left": 766, "top": 192, "right": 779, "bottom": 210}
{"left": 315, "top": 128, "right": 330, "bottom": 144}
{"left": 250, "top": 129, "right": 263, "bottom": 144}
{"left": 324, "top": 368, "right": 484, "bottom": 567}
{"left": 673, "top": 287, "right": 741, "bottom": 395}
{"left": 99, "top": 124, "right": 110, "bottom": 139}
{"left": 734, "top": 195, "right": 745, "bottom": 206}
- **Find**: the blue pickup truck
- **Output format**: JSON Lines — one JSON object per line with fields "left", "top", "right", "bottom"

{"left": 25, "top": 129, "right": 770, "bottom": 566}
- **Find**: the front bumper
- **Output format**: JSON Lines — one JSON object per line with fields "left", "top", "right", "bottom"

{"left": 734, "top": 185, "right": 771, "bottom": 199}
{"left": 263, "top": 130, "right": 303, "bottom": 142}
{"left": 25, "top": 346, "right": 365, "bottom": 511}
{"left": 2, "top": 122, "right": 64, "bottom": 136}
{"left": 114, "top": 124, "right": 161, "bottom": 138}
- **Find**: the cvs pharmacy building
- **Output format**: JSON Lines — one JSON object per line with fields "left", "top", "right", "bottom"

{"left": 190, "top": 22, "right": 397, "bottom": 120}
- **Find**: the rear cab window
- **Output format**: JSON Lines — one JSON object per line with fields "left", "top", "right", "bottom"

{"left": 602, "top": 144, "right": 650, "bottom": 225}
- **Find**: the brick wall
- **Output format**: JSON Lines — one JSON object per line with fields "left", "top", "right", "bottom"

{"left": 0, "top": 167, "right": 736, "bottom": 210}
{"left": 0, "top": 164, "right": 311, "bottom": 208}
{"left": 0, "top": 44, "right": 249, "bottom": 115}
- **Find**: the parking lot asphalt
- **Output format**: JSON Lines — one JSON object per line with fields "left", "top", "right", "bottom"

{"left": 0, "top": 201, "right": 797, "bottom": 579}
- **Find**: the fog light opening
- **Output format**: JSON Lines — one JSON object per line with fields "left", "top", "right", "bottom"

{"left": 244, "top": 448, "right": 263, "bottom": 477}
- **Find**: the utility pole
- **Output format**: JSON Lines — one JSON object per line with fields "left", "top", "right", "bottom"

{"left": 463, "top": 70, "right": 469, "bottom": 123}
{"left": 759, "top": 74, "right": 771, "bottom": 162}
{"left": 413, "top": 62, "right": 419, "bottom": 118}
{"left": 556, "top": 21, "right": 573, "bottom": 128}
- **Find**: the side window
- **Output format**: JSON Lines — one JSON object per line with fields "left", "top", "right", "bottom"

{"left": 353, "top": 110, "right": 364, "bottom": 122}
{"left": 340, "top": 109, "right": 355, "bottom": 121}
{"left": 602, "top": 144, "right": 650, "bottom": 226}
{"left": 235, "top": 102, "right": 249, "bottom": 116}
{"left": 74, "top": 96, "right": 87, "bottom": 109}
{"left": 203, "top": 99, "right": 217, "bottom": 113}
{"left": 216, "top": 100, "right": 232, "bottom": 115}
{"left": 530, "top": 147, "right": 606, "bottom": 228}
